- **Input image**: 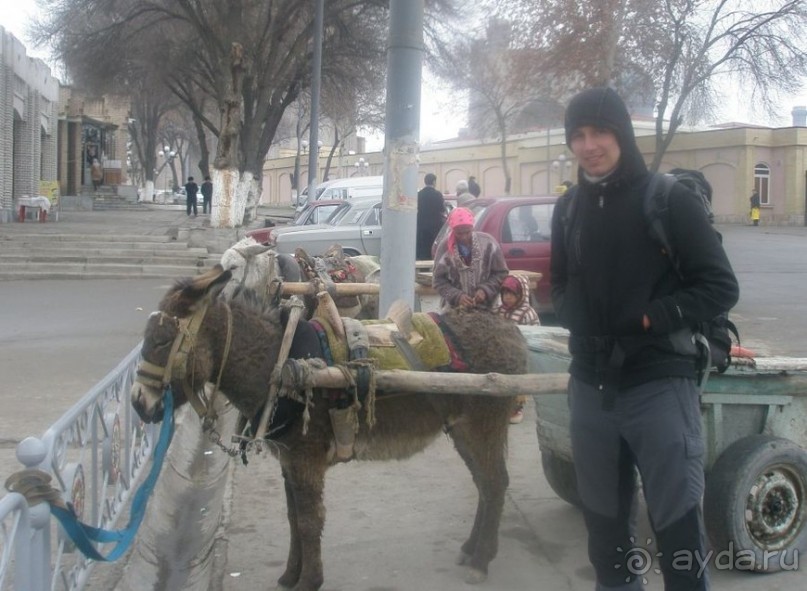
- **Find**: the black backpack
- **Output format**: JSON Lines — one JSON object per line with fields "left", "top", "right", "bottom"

{"left": 562, "top": 169, "right": 740, "bottom": 378}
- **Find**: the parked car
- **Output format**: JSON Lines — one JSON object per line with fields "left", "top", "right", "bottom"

{"left": 295, "top": 178, "right": 337, "bottom": 213}
{"left": 316, "top": 175, "right": 383, "bottom": 202}
{"left": 247, "top": 199, "right": 345, "bottom": 244}
{"left": 274, "top": 196, "right": 383, "bottom": 257}
{"left": 432, "top": 195, "right": 559, "bottom": 314}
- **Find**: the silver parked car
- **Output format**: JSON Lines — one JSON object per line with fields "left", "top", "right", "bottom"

{"left": 274, "top": 196, "right": 382, "bottom": 257}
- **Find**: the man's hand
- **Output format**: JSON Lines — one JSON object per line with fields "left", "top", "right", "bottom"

{"left": 474, "top": 289, "right": 487, "bottom": 305}
{"left": 459, "top": 293, "right": 475, "bottom": 309}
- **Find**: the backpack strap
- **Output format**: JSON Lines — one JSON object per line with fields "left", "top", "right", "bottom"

{"left": 643, "top": 173, "right": 680, "bottom": 276}
{"left": 560, "top": 185, "right": 579, "bottom": 258}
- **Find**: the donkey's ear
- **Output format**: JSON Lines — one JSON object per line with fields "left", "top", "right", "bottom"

{"left": 205, "top": 266, "right": 233, "bottom": 300}
{"left": 179, "top": 265, "right": 233, "bottom": 306}
{"left": 238, "top": 243, "right": 275, "bottom": 259}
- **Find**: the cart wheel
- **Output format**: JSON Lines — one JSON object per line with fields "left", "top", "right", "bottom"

{"left": 541, "top": 450, "right": 581, "bottom": 507}
{"left": 704, "top": 435, "right": 807, "bottom": 572}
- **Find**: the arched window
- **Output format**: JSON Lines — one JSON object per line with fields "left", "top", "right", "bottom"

{"left": 754, "top": 163, "right": 771, "bottom": 206}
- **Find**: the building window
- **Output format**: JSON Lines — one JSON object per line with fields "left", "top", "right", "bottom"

{"left": 754, "top": 163, "right": 771, "bottom": 206}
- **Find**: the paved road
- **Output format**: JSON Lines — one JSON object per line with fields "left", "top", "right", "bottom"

{"left": 719, "top": 224, "right": 807, "bottom": 357}
{"left": 1, "top": 217, "right": 805, "bottom": 590}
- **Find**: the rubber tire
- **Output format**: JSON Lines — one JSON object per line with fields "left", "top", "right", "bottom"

{"left": 703, "top": 434, "right": 807, "bottom": 572}
{"left": 541, "top": 450, "right": 581, "bottom": 508}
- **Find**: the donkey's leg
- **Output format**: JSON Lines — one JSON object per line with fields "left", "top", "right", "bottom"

{"left": 278, "top": 469, "right": 302, "bottom": 589}
{"left": 449, "top": 407, "right": 510, "bottom": 584}
{"left": 281, "top": 460, "right": 327, "bottom": 591}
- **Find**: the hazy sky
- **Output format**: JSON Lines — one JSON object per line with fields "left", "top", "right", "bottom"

{"left": 2, "top": 0, "right": 804, "bottom": 143}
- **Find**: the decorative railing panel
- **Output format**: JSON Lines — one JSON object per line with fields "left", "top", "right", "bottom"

{"left": 0, "top": 343, "right": 156, "bottom": 591}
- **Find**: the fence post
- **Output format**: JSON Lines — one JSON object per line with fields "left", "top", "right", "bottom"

{"left": 16, "top": 437, "right": 52, "bottom": 591}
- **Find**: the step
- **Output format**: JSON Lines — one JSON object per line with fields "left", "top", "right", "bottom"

{"left": 8, "top": 241, "right": 206, "bottom": 253}
{"left": 0, "top": 252, "right": 211, "bottom": 265}
{"left": 1, "top": 233, "right": 175, "bottom": 244}
{"left": 93, "top": 204, "right": 151, "bottom": 212}
{"left": 0, "top": 261, "right": 206, "bottom": 278}
{"left": 1, "top": 244, "right": 209, "bottom": 256}
{"left": 0, "top": 270, "right": 200, "bottom": 281}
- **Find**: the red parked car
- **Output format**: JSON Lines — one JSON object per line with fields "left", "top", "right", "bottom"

{"left": 432, "top": 195, "right": 559, "bottom": 314}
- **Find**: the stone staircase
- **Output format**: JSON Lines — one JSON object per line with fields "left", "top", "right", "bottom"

{"left": 86, "top": 186, "right": 151, "bottom": 211}
{"left": 0, "top": 232, "right": 216, "bottom": 280}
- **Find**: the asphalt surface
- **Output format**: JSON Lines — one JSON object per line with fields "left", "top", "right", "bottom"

{"left": 1, "top": 211, "right": 806, "bottom": 591}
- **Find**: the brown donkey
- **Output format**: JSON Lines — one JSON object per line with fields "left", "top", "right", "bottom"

{"left": 130, "top": 266, "right": 527, "bottom": 591}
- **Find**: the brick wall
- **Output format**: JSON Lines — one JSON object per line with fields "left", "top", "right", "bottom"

{"left": 0, "top": 27, "right": 60, "bottom": 223}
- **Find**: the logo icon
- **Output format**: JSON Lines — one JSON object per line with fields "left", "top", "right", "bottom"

{"left": 615, "top": 537, "right": 662, "bottom": 584}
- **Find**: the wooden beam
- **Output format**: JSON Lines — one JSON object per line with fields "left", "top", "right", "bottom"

{"left": 281, "top": 360, "right": 568, "bottom": 397}
{"left": 278, "top": 271, "right": 542, "bottom": 297}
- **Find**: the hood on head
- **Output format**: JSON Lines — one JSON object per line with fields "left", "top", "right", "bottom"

{"left": 564, "top": 87, "right": 647, "bottom": 183}
{"left": 501, "top": 273, "right": 531, "bottom": 308}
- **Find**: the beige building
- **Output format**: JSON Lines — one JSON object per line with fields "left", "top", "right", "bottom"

{"left": 57, "top": 87, "right": 132, "bottom": 197}
{"left": 262, "top": 118, "right": 807, "bottom": 226}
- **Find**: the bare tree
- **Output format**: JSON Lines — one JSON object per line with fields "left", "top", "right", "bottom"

{"left": 437, "top": 19, "right": 559, "bottom": 193}
{"left": 649, "top": 0, "right": 807, "bottom": 170}
{"left": 37, "top": 0, "right": 465, "bottom": 226}
{"left": 484, "top": 0, "right": 807, "bottom": 170}
{"left": 319, "top": 64, "right": 386, "bottom": 181}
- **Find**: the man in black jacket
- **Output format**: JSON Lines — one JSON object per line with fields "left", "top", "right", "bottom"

{"left": 184, "top": 176, "right": 199, "bottom": 217}
{"left": 416, "top": 173, "right": 445, "bottom": 260}
{"left": 550, "top": 87, "right": 739, "bottom": 591}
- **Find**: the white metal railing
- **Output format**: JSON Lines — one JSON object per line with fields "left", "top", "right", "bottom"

{"left": 0, "top": 343, "right": 158, "bottom": 591}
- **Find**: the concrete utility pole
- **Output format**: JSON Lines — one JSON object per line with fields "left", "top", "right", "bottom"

{"left": 379, "top": 0, "right": 424, "bottom": 317}
{"left": 307, "top": 0, "right": 325, "bottom": 200}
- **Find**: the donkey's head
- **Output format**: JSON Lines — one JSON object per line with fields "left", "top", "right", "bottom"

{"left": 219, "top": 237, "right": 280, "bottom": 302}
{"left": 130, "top": 265, "right": 232, "bottom": 423}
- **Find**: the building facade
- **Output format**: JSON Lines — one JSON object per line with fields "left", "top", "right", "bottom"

{"left": 0, "top": 27, "right": 60, "bottom": 223}
{"left": 57, "top": 87, "right": 131, "bottom": 197}
{"left": 261, "top": 120, "right": 807, "bottom": 226}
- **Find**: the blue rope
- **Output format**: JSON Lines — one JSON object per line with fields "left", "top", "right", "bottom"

{"left": 50, "top": 389, "right": 176, "bottom": 561}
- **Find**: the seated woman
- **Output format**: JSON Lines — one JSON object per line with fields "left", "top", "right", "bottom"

{"left": 432, "top": 207, "right": 509, "bottom": 311}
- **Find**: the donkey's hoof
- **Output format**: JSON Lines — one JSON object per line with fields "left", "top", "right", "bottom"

{"left": 464, "top": 567, "right": 488, "bottom": 585}
{"left": 275, "top": 573, "right": 296, "bottom": 590}
{"left": 456, "top": 551, "right": 471, "bottom": 565}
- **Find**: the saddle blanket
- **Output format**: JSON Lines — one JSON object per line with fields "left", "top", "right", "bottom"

{"left": 312, "top": 311, "right": 453, "bottom": 371}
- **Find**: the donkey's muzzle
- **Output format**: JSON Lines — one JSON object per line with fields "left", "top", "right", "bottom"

{"left": 130, "top": 382, "right": 165, "bottom": 424}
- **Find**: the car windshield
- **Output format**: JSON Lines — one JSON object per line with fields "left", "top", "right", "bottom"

{"left": 326, "top": 202, "right": 355, "bottom": 225}
{"left": 330, "top": 200, "right": 380, "bottom": 226}
{"left": 294, "top": 202, "right": 342, "bottom": 226}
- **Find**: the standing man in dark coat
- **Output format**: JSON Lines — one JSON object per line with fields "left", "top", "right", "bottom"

{"left": 200, "top": 176, "right": 213, "bottom": 214}
{"left": 416, "top": 173, "right": 445, "bottom": 260}
{"left": 184, "top": 176, "right": 199, "bottom": 217}
{"left": 468, "top": 175, "right": 481, "bottom": 198}
{"left": 551, "top": 87, "right": 739, "bottom": 591}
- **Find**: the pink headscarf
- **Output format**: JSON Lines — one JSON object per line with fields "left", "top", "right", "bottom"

{"left": 447, "top": 207, "right": 474, "bottom": 253}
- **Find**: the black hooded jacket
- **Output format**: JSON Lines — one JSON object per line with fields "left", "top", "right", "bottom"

{"left": 550, "top": 88, "right": 739, "bottom": 389}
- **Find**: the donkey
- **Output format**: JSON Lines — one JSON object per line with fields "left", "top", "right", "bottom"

{"left": 219, "top": 236, "right": 302, "bottom": 302}
{"left": 220, "top": 237, "right": 380, "bottom": 318}
{"left": 130, "top": 266, "right": 526, "bottom": 591}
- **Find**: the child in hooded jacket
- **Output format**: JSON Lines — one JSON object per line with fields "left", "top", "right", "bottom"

{"left": 496, "top": 273, "right": 539, "bottom": 423}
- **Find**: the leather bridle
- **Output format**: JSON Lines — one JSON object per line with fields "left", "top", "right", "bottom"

{"left": 135, "top": 301, "right": 233, "bottom": 425}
